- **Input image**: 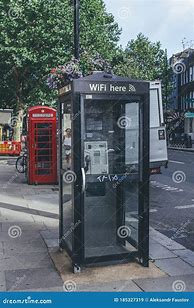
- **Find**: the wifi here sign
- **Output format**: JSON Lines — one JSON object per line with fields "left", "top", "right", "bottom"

{"left": 89, "top": 83, "right": 136, "bottom": 93}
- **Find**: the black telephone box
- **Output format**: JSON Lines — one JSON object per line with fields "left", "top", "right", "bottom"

{"left": 58, "top": 72, "right": 150, "bottom": 272}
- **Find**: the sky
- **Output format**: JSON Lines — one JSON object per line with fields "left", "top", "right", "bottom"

{"left": 104, "top": 0, "right": 194, "bottom": 56}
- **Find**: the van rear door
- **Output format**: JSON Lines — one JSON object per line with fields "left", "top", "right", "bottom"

{"left": 150, "top": 82, "right": 168, "bottom": 172}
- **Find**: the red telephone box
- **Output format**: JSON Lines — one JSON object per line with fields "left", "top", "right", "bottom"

{"left": 27, "top": 106, "right": 57, "bottom": 185}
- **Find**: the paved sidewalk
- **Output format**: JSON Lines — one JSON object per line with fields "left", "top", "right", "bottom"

{"left": 0, "top": 162, "right": 63, "bottom": 291}
{"left": 0, "top": 161, "right": 194, "bottom": 292}
{"left": 42, "top": 227, "right": 194, "bottom": 292}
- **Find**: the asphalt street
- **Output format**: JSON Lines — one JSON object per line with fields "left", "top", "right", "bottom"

{"left": 150, "top": 149, "right": 194, "bottom": 251}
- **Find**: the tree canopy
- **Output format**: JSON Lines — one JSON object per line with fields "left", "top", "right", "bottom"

{"left": 0, "top": 1, "right": 171, "bottom": 112}
{"left": 0, "top": 0, "right": 121, "bottom": 110}
{"left": 114, "top": 33, "right": 167, "bottom": 80}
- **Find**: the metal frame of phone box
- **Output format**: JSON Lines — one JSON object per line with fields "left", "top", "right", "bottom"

{"left": 58, "top": 72, "right": 150, "bottom": 271}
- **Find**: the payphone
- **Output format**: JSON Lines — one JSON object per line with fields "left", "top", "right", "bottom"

{"left": 84, "top": 141, "right": 109, "bottom": 174}
{"left": 58, "top": 72, "right": 150, "bottom": 272}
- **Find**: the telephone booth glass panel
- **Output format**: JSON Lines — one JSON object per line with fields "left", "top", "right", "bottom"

{"left": 83, "top": 99, "right": 140, "bottom": 258}
{"left": 60, "top": 103, "right": 73, "bottom": 252}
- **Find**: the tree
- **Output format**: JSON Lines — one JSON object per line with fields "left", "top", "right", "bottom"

{"left": 114, "top": 33, "right": 166, "bottom": 80}
{"left": 0, "top": 0, "right": 121, "bottom": 111}
{"left": 114, "top": 33, "right": 172, "bottom": 107}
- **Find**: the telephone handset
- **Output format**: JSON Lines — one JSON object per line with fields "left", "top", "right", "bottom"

{"left": 84, "top": 154, "right": 91, "bottom": 173}
{"left": 84, "top": 141, "right": 109, "bottom": 175}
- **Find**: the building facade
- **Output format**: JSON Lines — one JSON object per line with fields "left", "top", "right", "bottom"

{"left": 170, "top": 48, "right": 194, "bottom": 141}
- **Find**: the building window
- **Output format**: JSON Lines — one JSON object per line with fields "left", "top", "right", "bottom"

{"left": 190, "top": 92, "right": 192, "bottom": 108}
{"left": 186, "top": 70, "right": 189, "bottom": 83}
{"left": 189, "top": 119, "right": 192, "bottom": 133}
{"left": 183, "top": 95, "right": 186, "bottom": 110}
{"left": 181, "top": 73, "right": 183, "bottom": 86}
{"left": 189, "top": 66, "right": 193, "bottom": 82}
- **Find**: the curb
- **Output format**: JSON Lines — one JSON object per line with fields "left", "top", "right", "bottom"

{"left": 168, "top": 147, "right": 194, "bottom": 152}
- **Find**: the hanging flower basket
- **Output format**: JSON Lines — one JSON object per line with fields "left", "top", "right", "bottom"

{"left": 46, "top": 58, "right": 83, "bottom": 89}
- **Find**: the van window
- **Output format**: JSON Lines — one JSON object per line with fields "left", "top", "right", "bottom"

{"left": 150, "top": 89, "right": 160, "bottom": 127}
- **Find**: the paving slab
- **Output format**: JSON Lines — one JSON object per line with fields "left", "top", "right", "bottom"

{"left": 0, "top": 241, "right": 4, "bottom": 256}
{"left": 40, "top": 230, "right": 58, "bottom": 240}
{"left": 0, "top": 252, "right": 53, "bottom": 271}
{"left": 173, "top": 249, "right": 194, "bottom": 267}
{"left": 26, "top": 193, "right": 58, "bottom": 200}
{"left": 24, "top": 287, "right": 64, "bottom": 292}
{"left": 5, "top": 267, "right": 63, "bottom": 291}
{"left": 155, "top": 258, "right": 194, "bottom": 276}
{"left": 43, "top": 239, "right": 59, "bottom": 248}
{"left": 150, "top": 228, "right": 186, "bottom": 250}
{"left": 3, "top": 237, "right": 47, "bottom": 254}
{"left": 0, "top": 197, "right": 28, "bottom": 207}
{"left": 149, "top": 243, "right": 177, "bottom": 260}
{"left": 133, "top": 274, "right": 194, "bottom": 292}
{"left": 32, "top": 216, "right": 58, "bottom": 228}
{"left": 28, "top": 203, "right": 58, "bottom": 213}
{"left": 0, "top": 230, "right": 43, "bottom": 242}
{"left": 77, "top": 280, "right": 142, "bottom": 292}
{"left": 0, "top": 208, "right": 35, "bottom": 223}
{"left": 1, "top": 222, "right": 47, "bottom": 232}
{"left": 0, "top": 271, "right": 6, "bottom": 291}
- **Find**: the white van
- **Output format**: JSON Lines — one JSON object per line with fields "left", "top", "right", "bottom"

{"left": 125, "top": 81, "right": 168, "bottom": 174}
{"left": 149, "top": 81, "right": 168, "bottom": 174}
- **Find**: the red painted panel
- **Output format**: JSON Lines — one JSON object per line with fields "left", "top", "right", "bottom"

{"left": 27, "top": 106, "right": 57, "bottom": 184}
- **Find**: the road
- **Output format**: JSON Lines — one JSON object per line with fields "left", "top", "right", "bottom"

{"left": 150, "top": 149, "right": 194, "bottom": 251}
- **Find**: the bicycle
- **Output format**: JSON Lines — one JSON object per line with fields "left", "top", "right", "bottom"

{"left": 16, "top": 149, "right": 27, "bottom": 174}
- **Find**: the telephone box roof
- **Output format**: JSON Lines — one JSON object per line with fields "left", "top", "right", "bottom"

{"left": 58, "top": 72, "right": 149, "bottom": 97}
{"left": 77, "top": 71, "right": 148, "bottom": 83}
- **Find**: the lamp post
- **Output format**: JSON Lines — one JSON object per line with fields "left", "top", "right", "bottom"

{"left": 165, "top": 48, "right": 168, "bottom": 117}
{"left": 74, "top": 0, "right": 80, "bottom": 60}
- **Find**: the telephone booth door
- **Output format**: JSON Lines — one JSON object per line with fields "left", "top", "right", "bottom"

{"left": 58, "top": 73, "right": 150, "bottom": 271}
{"left": 28, "top": 106, "right": 57, "bottom": 185}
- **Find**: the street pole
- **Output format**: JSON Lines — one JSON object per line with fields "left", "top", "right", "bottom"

{"left": 165, "top": 48, "right": 168, "bottom": 119}
{"left": 74, "top": 0, "right": 80, "bottom": 60}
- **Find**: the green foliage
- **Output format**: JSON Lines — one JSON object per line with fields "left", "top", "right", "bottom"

{"left": 114, "top": 33, "right": 166, "bottom": 80}
{"left": 0, "top": 0, "right": 120, "bottom": 110}
{"left": 114, "top": 33, "right": 172, "bottom": 106}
